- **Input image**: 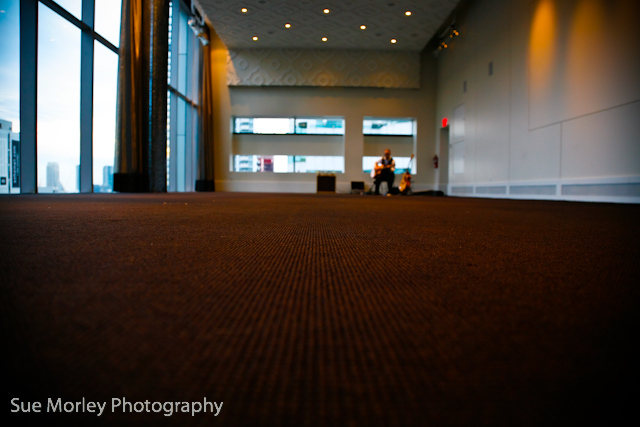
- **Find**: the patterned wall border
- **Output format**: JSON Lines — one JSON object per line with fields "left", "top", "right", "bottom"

{"left": 226, "top": 49, "right": 420, "bottom": 88}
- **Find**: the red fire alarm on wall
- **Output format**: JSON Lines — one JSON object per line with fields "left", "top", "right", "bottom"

{"left": 442, "top": 117, "right": 448, "bottom": 127}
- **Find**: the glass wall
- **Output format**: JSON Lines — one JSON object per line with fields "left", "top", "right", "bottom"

{"left": 167, "top": 1, "right": 201, "bottom": 192}
{"left": 363, "top": 118, "right": 413, "bottom": 136}
{"left": 233, "top": 117, "right": 345, "bottom": 135}
{"left": 92, "top": 42, "right": 119, "bottom": 192}
{"left": 8, "top": 0, "right": 122, "bottom": 194}
{"left": 3, "top": 0, "right": 122, "bottom": 194}
{"left": 95, "top": 0, "right": 122, "bottom": 47}
{"left": 295, "top": 118, "right": 344, "bottom": 135}
{"left": 37, "top": 2, "right": 81, "bottom": 193}
{"left": 92, "top": 0, "right": 122, "bottom": 192}
{"left": 233, "top": 155, "right": 344, "bottom": 173}
{"left": 54, "top": 0, "right": 82, "bottom": 20}
{"left": 0, "top": 0, "right": 21, "bottom": 194}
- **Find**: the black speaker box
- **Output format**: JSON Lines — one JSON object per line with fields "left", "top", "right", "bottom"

{"left": 317, "top": 175, "right": 336, "bottom": 192}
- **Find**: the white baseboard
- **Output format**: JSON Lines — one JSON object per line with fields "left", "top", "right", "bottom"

{"left": 447, "top": 175, "right": 640, "bottom": 204}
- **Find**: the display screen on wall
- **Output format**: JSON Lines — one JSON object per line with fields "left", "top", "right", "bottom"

{"left": 234, "top": 117, "right": 345, "bottom": 135}
{"left": 363, "top": 118, "right": 413, "bottom": 136}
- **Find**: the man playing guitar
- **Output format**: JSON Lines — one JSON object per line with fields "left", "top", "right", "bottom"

{"left": 372, "top": 149, "right": 395, "bottom": 195}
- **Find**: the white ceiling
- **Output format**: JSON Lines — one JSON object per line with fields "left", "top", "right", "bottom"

{"left": 197, "top": 0, "right": 461, "bottom": 51}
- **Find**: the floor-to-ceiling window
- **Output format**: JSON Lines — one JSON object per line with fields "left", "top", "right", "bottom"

{"left": 0, "top": 0, "right": 21, "bottom": 194}
{"left": 37, "top": 2, "right": 81, "bottom": 193}
{"left": 167, "top": 0, "right": 201, "bottom": 192}
{"left": 12, "top": 0, "right": 121, "bottom": 194}
{"left": 92, "top": 0, "right": 121, "bottom": 192}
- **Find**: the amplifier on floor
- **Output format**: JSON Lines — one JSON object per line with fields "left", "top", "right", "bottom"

{"left": 351, "top": 181, "right": 365, "bottom": 195}
{"left": 317, "top": 174, "right": 336, "bottom": 192}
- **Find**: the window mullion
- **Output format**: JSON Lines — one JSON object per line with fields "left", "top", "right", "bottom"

{"left": 20, "top": 0, "right": 39, "bottom": 193}
{"left": 94, "top": 33, "right": 118, "bottom": 55}
{"left": 79, "top": 0, "right": 96, "bottom": 192}
{"left": 39, "top": 0, "right": 90, "bottom": 33}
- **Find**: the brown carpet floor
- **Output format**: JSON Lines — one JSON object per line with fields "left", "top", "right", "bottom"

{"left": 1, "top": 193, "right": 639, "bottom": 426}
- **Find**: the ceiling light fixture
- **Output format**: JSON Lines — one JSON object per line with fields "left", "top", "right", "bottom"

{"left": 322, "top": 37, "right": 328, "bottom": 42}
{"left": 252, "top": 36, "right": 258, "bottom": 41}
{"left": 360, "top": 25, "right": 367, "bottom": 30}
{"left": 241, "top": 8, "right": 248, "bottom": 13}
{"left": 285, "top": 23, "right": 291, "bottom": 28}
{"left": 405, "top": 11, "right": 412, "bottom": 16}
{"left": 323, "top": 9, "right": 330, "bottom": 14}
{"left": 391, "top": 38, "right": 397, "bottom": 44}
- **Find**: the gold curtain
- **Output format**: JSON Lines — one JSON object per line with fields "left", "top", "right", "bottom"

{"left": 114, "top": 0, "right": 149, "bottom": 192}
{"left": 196, "top": 25, "right": 215, "bottom": 192}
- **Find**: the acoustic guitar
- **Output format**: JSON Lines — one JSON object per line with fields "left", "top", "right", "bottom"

{"left": 370, "top": 163, "right": 393, "bottom": 179}
{"left": 398, "top": 154, "right": 415, "bottom": 194}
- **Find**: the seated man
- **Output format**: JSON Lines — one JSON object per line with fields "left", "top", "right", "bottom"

{"left": 372, "top": 149, "right": 395, "bottom": 195}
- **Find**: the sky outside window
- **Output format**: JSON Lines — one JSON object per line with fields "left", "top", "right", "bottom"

{"left": 253, "top": 118, "right": 293, "bottom": 134}
{"left": 37, "top": 2, "right": 81, "bottom": 193}
{"left": 55, "top": 0, "right": 82, "bottom": 20}
{"left": 93, "top": 41, "right": 118, "bottom": 189}
{"left": 95, "top": 0, "right": 122, "bottom": 47}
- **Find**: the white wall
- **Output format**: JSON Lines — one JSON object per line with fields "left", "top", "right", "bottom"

{"left": 436, "top": 0, "right": 640, "bottom": 203}
{"left": 209, "top": 30, "right": 438, "bottom": 194}
{"left": 233, "top": 134, "right": 344, "bottom": 156}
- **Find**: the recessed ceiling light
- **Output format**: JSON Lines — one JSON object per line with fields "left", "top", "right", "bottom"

{"left": 241, "top": 8, "right": 248, "bottom": 13}
{"left": 323, "top": 9, "right": 330, "bottom": 14}
{"left": 285, "top": 23, "right": 291, "bottom": 28}
{"left": 360, "top": 25, "right": 367, "bottom": 30}
{"left": 405, "top": 11, "right": 412, "bottom": 16}
{"left": 322, "top": 37, "right": 328, "bottom": 42}
{"left": 391, "top": 38, "right": 397, "bottom": 44}
{"left": 252, "top": 36, "right": 258, "bottom": 41}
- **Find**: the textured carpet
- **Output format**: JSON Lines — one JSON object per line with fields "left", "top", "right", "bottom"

{"left": 1, "top": 193, "right": 639, "bottom": 426}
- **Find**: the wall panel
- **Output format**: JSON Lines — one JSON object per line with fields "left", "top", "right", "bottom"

{"left": 561, "top": 101, "right": 640, "bottom": 179}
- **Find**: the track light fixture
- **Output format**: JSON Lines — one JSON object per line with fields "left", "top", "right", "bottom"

{"left": 187, "top": 18, "right": 209, "bottom": 45}
{"left": 433, "top": 23, "right": 460, "bottom": 56}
